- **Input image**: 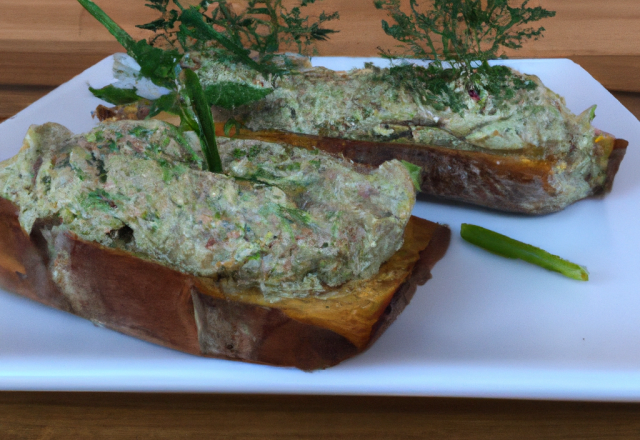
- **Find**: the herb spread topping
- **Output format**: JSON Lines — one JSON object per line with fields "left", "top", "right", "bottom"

{"left": 0, "top": 120, "right": 415, "bottom": 298}
{"left": 198, "top": 54, "right": 600, "bottom": 161}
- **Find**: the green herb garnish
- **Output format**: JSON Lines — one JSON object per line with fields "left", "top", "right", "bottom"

{"left": 138, "top": 0, "right": 339, "bottom": 67}
{"left": 460, "top": 223, "right": 589, "bottom": 281}
{"left": 183, "top": 68, "right": 223, "bottom": 173}
{"left": 89, "top": 85, "right": 143, "bottom": 106}
{"left": 80, "top": 0, "right": 223, "bottom": 170}
{"left": 375, "top": 0, "right": 555, "bottom": 73}
{"left": 374, "top": 0, "right": 554, "bottom": 112}
{"left": 79, "top": 0, "right": 339, "bottom": 174}
{"left": 204, "top": 82, "right": 273, "bottom": 110}
{"left": 78, "top": 0, "right": 181, "bottom": 89}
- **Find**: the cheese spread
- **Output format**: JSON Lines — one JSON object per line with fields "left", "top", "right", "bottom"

{"left": 0, "top": 120, "right": 415, "bottom": 298}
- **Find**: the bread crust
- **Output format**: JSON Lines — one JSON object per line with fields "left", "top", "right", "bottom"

{"left": 0, "top": 197, "right": 450, "bottom": 370}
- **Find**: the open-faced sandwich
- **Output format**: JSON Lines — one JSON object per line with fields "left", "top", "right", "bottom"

{"left": 193, "top": 54, "right": 627, "bottom": 214}
{"left": 0, "top": 119, "right": 450, "bottom": 370}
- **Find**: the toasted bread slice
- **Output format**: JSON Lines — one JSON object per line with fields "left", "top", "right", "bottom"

{"left": 0, "top": 197, "right": 449, "bottom": 370}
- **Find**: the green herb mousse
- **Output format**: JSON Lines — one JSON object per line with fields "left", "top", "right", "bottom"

{"left": 0, "top": 120, "right": 415, "bottom": 299}
{"left": 196, "top": 54, "right": 606, "bottom": 183}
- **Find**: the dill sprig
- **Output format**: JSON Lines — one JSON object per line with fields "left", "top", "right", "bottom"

{"left": 374, "top": 0, "right": 555, "bottom": 75}
{"left": 137, "top": 0, "right": 339, "bottom": 71}
{"left": 373, "top": 0, "right": 554, "bottom": 113}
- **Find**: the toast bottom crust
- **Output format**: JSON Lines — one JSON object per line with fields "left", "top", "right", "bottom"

{"left": 0, "top": 198, "right": 450, "bottom": 370}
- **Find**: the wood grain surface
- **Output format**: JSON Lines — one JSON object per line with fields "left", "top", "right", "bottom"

{"left": 2, "top": 0, "right": 640, "bottom": 438}
{"left": 1, "top": 0, "right": 640, "bottom": 90}
{"left": 3, "top": 392, "right": 640, "bottom": 439}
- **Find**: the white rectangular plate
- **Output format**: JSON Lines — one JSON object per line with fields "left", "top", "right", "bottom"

{"left": 1, "top": 57, "right": 640, "bottom": 400}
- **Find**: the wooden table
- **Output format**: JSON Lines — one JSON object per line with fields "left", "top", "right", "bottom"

{"left": 2, "top": 1, "right": 640, "bottom": 437}
{"left": 1, "top": 392, "right": 640, "bottom": 438}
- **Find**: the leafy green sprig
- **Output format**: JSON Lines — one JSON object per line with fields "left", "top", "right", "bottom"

{"left": 79, "top": 0, "right": 224, "bottom": 172}
{"left": 79, "top": 0, "right": 182, "bottom": 89}
{"left": 373, "top": 0, "right": 554, "bottom": 113}
{"left": 375, "top": 0, "right": 555, "bottom": 74}
{"left": 136, "top": 0, "right": 339, "bottom": 73}
{"left": 79, "top": 0, "right": 339, "bottom": 172}
{"left": 375, "top": 61, "right": 536, "bottom": 114}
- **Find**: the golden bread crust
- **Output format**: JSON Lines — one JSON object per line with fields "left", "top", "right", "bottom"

{"left": 0, "top": 197, "right": 450, "bottom": 370}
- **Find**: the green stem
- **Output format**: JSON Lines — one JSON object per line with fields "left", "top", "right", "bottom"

{"left": 77, "top": 0, "right": 137, "bottom": 53}
{"left": 183, "top": 69, "right": 223, "bottom": 173}
{"left": 460, "top": 224, "right": 589, "bottom": 281}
